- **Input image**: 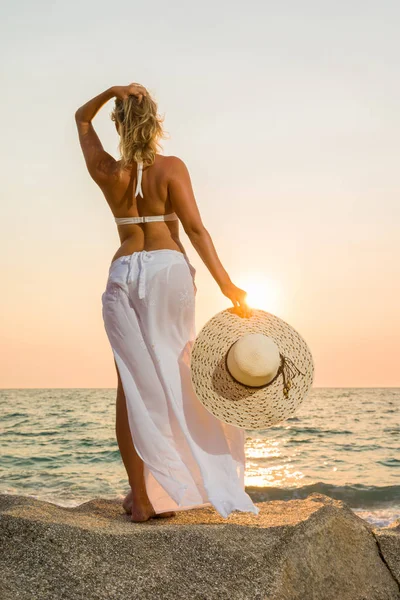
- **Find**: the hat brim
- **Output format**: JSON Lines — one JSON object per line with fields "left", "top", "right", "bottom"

{"left": 190, "top": 308, "right": 314, "bottom": 430}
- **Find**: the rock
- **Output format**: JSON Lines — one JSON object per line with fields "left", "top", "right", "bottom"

{"left": 374, "top": 519, "right": 400, "bottom": 589}
{"left": 0, "top": 492, "right": 399, "bottom": 600}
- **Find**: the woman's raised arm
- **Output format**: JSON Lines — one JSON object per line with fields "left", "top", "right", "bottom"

{"left": 74, "top": 86, "right": 118, "bottom": 184}
{"left": 74, "top": 84, "right": 146, "bottom": 185}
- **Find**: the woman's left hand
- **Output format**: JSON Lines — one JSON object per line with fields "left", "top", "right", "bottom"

{"left": 113, "top": 83, "right": 147, "bottom": 103}
{"left": 220, "top": 282, "right": 253, "bottom": 318}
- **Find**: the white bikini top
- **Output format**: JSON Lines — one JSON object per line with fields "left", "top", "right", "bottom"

{"left": 114, "top": 160, "right": 179, "bottom": 226}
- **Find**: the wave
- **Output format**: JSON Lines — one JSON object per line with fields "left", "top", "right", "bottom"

{"left": 245, "top": 482, "right": 400, "bottom": 508}
{"left": 251, "top": 426, "right": 354, "bottom": 436}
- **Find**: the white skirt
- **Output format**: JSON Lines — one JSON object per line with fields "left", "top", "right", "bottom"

{"left": 101, "top": 249, "right": 259, "bottom": 518}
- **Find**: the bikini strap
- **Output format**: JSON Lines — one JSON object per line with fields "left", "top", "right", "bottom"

{"left": 135, "top": 160, "right": 143, "bottom": 198}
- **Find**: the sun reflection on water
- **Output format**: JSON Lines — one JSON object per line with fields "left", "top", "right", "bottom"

{"left": 245, "top": 437, "right": 305, "bottom": 488}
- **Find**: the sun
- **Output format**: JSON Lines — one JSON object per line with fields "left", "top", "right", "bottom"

{"left": 236, "top": 273, "right": 283, "bottom": 314}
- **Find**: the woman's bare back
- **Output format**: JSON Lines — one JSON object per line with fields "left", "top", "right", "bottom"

{"left": 101, "top": 154, "right": 186, "bottom": 265}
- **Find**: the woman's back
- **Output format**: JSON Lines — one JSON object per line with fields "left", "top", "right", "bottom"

{"left": 102, "top": 154, "right": 186, "bottom": 264}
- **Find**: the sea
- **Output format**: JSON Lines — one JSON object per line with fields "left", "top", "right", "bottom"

{"left": 1, "top": 387, "right": 399, "bottom": 527}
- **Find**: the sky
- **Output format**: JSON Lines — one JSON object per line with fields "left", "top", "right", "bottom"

{"left": 0, "top": 0, "right": 399, "bottom": 388}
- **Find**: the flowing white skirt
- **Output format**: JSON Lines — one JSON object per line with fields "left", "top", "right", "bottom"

{"left": 101, "top": 249, "right": 259, "bottom": 518}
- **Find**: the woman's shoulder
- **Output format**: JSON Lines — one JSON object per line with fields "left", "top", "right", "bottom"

{"left": 159, "top": 154, "right": 190, "bottom": 177}
{"left": 157, "top": 154, "right": 186, "bottom": 166}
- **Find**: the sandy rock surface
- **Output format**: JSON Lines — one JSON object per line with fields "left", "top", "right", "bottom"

{"left": 0, "top": 492, "right": 399, "bottom": 600}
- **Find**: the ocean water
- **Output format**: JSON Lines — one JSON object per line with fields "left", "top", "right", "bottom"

{"left": 1, "top": 387, "right": 399, "bottom": 527}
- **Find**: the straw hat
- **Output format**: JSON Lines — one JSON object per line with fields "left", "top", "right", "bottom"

{"left": 190, "top": 308, "right": 314, "bottom": 430}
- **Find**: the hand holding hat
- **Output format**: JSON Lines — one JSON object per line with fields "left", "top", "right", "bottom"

{"left": 220, "top": 281, "right": 253, "bottom": 319}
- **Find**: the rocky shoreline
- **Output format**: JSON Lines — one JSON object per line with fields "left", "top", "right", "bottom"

{"left": 1, "top": 492, "right": 399, "bottom": 600}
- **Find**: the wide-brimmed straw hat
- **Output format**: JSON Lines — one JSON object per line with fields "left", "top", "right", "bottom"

{"left": 190, "top": 308, "right": 314, "bottom": 430}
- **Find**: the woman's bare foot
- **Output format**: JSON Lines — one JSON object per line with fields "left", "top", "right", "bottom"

{"left": 122, "top": 489, "right": 176, "bottom": 521}
{"left": 122, "top": 489, "right": 133, "bottom": 514}
{"left": 131, "top": 502, "right": 156, "bottom": 522}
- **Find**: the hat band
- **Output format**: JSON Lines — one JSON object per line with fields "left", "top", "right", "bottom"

{"left": 224, "top": 340, "right": 306, "bottom": 398}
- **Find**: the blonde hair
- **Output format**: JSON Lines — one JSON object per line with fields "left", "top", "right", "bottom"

{"left": 110, "top": 89, "right": 166, "bottom": 169}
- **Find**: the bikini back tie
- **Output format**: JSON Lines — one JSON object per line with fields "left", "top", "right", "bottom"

{"left": 135, "top": 160, "right": 144, "bottom": 198}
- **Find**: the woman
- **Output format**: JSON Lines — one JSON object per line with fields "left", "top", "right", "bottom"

{"left": 75, "top": 82, "right": 259, "bottom": 522}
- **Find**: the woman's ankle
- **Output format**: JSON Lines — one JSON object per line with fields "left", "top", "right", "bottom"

{"left": 128, "top": 482, "right": 150, "bottom": 503}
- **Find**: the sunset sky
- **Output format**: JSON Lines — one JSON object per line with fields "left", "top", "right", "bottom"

{"left": 1, "top": 1, "right": 399, "bottom": 388}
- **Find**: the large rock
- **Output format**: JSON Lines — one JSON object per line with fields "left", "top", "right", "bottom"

{"left": 0, "top": 492, "right": 399, "bottom": 600}
{"left": 374, "top": 519, "right": 400, "bottom": 589}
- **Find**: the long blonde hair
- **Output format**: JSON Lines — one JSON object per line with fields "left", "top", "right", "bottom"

{"left": 110, "top": 90, "right": 166, "bottom": 169}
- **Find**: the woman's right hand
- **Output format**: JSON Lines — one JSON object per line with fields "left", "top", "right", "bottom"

{"left": 220, "top": 282, "right": 253, "bottom": 318}
{"left": 113, "top": 83, "right": 147, "bottom": 103}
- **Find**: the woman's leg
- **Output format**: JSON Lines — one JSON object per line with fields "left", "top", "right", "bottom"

{"left": 114, "top": 359, "right": 176, "bottom": 521}
{"left": 115, "top": 360, "right": 147, "bottom": 492}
